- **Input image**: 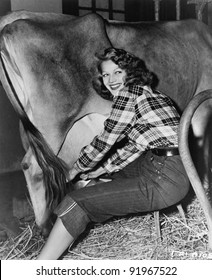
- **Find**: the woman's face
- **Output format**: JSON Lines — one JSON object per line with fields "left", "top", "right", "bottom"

{"left": 101, "top": 60, "right": 126, "bottom": 96}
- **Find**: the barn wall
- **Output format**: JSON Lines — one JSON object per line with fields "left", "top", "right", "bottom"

{"left": 0, "top": 0, "right": 10, "bottom": 16}
{"left": 11, "top": 0, "right": 62, "bottom": 13}
{"left": 0, "top": 86, "right": 24, "bottom": 174}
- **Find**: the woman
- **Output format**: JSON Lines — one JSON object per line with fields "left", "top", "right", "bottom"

{"left": 37, "top": 48, "right": 190, "bottom": 259}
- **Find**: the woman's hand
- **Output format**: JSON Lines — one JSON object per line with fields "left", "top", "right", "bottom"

{"left": 80, "top": 167, "right": 106, "bottom": 180}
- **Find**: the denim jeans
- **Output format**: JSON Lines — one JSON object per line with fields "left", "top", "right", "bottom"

{"left": 54, "top": 150, "right": 190, "bottom": 239}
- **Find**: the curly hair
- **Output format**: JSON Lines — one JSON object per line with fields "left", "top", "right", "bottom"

{"left": 93, "top": 48, "right": 154, "bottom": 100}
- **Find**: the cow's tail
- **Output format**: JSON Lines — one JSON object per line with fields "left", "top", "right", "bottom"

{"left": 178, "top": 89, "right": 212, "bottom": 249}
{"left": 0, "top": 55, "right": 69, "bottom": 211}
{"left": 21, "top": 115, "right": 69, "bottom": 211}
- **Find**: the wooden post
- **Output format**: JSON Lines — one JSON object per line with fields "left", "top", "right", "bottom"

{"left": 153, "top": 0, "right": 162, "bottom": 21}
{"left": 187, "top": 0, "right": 212, "bottom": 21}
{"left": 176, "top": 0, "right": 180, "bottom": 20}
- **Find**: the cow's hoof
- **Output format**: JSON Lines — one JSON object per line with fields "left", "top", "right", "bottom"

{"left": 40, "top": 226, "right": 52, "bottom": 238}
{"left": 39, "top": 214, "right": 56, "bottom": 238}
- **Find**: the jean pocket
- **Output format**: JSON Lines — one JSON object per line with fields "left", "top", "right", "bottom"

{"left": 150, "top": 154, "right": 166, "bottom": 173}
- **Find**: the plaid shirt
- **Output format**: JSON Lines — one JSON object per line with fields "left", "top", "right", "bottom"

{"left": 74, "top": 84, "right": 180, "bottom": 174}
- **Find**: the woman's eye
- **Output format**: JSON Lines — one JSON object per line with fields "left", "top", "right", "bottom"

{"left": 115, "top": 70, "right": 122, "bottom": 75}
{"left": 102, "top": 73, "right": 108, "bottom": 78}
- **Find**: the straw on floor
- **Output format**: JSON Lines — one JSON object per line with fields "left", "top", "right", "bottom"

{"left": 0, "top": 193, "right": 211, "bottom": 260}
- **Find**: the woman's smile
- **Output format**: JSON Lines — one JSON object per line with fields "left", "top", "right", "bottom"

{"left": 109, "top": 83, "right": 123, "bottom": 91}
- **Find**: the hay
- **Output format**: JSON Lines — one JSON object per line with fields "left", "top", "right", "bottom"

{"left": 0, "top": 222, "right": 44, "bottom": 260}
{"left": 0, "top": 196, "right": 211, "bottom": 260}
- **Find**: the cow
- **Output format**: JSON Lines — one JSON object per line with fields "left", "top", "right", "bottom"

{"left": 0, "top": 10, "right": 212, "bottom": 245}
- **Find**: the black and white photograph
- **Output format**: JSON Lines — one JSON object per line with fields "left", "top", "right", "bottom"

{"left": 0, "top": 0, "right": 212, "bottom": 274}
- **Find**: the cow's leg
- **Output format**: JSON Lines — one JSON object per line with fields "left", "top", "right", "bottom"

{"left": 21, "top": 148, "right": 53, "bottom": 236}
{"left": 190, "top": 97, "right": 212, "bottom": 186}
{"left": 19, "top": 121, "right": 29, "bottom": 151}
{"left": 203, "top": 117, "right": 212, "bottom": 199}
{"left": 179, "top": 90, "right": 212, "bottom": 249}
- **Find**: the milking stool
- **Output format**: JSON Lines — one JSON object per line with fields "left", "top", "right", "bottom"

{"left": 154, "top": 203, "right": 187, "bottom": 242}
